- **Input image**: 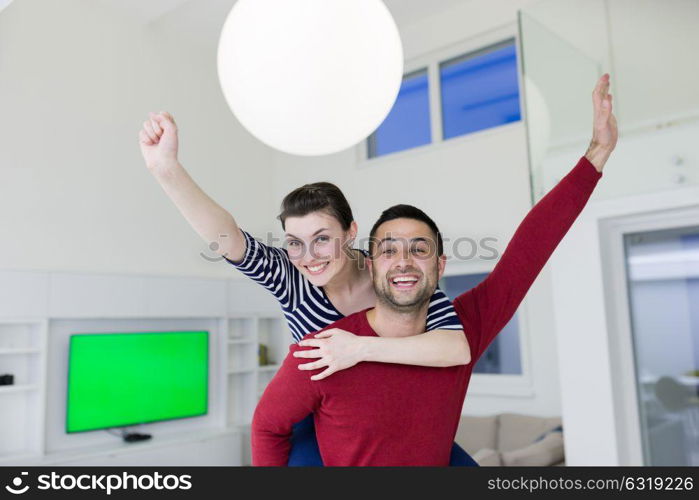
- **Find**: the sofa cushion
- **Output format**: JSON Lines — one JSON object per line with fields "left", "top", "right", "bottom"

{"left": 472, "top": 448, "right": 501, "bottom": 466}
{"left": 497, "top": 413, "right": 562, "bottom": 452}
{"left": 454, "top": 415, "right": 498, "bottom": 454}
{"left": 501, "top": 431, "right": 564, "bottom": 466}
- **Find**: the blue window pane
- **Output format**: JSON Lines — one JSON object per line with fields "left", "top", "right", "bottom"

{"left": 368, "top": 69, "right": 431, "bottom": 158}
{"left": 440, "top": 272, "right": 523, "bottom": 375}
{"left": 440, "top": 39, "right": 521, "bottom": 139}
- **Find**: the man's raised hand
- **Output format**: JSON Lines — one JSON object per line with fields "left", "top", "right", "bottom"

{"left": 585, "top": 73, "right": 618, "bottom": 172}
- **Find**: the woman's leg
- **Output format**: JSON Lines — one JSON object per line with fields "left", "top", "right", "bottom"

{"left": 449, "top": 442, "right": 479, "bottom": 466}
{"left": 287, "top": 414, "right": 324, "bottom": 466}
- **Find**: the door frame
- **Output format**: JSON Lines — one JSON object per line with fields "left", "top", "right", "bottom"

{"left": 599, "top": 206, "right": 699, "bottom": 465}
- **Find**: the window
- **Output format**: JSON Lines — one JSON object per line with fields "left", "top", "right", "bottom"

{"left": 367, "top": 68, "right": 431, "bottom": 158}
{"left": 365, "top": 38, "right": 521, "bottom": 160}
{"left": 440, "top": 272, "right": 523, "bottom": 375}
{"left": 440, "top": 39, "right": 521, "bottom": 139}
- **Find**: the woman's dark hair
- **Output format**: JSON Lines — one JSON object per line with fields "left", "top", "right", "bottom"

{"left": 369, "top": 204, "right": 444, "bottom": 256}
{"left": 278, "top": 182, "right": 354, "bottom": 231}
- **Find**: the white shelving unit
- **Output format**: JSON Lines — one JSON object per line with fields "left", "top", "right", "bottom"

{"left": 0, "top": 319, "right": 48, "bottom": 462}
{"left": 226, "top": 315, "right": 291, "bottom": 465}
{"left": 226, "top": 316, "right": 291, "bottom": 429}
{"left": 0, "top": 269, "right": 289, "bottom": 465}
{"left": 0, "top": 312, "right": 289, "bottom": 466}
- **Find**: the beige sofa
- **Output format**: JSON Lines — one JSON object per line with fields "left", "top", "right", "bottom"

{"left": 454, "top": 413, "right": 565, "bottom": 466}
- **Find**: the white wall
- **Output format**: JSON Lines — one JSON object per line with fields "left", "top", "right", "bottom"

{"left": 0, "top": 0, "right": 277, "bottom": 278}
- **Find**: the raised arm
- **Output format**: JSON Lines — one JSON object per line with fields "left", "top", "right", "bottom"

{"left": 459, "top": 155, "right": 602, "bottom": 361}
{"left": 293, "top": 287, "right": 470, "bottom": 380}
{"left": 453, "top": 73, "right": 617, "bottom": 362}
{"left": 139, "top": 111, "right": 246, "bottom": 262}
{"left": 252, "top": 343, "right": 321, "bottom": 466}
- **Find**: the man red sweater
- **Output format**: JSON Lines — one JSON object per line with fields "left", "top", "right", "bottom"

{"left": 251, "top": 154, "right": 605, "bottom": 466}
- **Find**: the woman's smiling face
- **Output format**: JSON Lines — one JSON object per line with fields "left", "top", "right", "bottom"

{"left": 284, "top": 211, "right": 357, "bottom": 287}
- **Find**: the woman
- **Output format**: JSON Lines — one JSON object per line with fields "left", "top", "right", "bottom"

{"left": 138, "top": 112, "right": 475, "bottom": 465}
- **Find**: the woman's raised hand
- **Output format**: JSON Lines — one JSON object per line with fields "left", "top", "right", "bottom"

{"left": 139, "top": 111, "right": 179, "bottom": 171}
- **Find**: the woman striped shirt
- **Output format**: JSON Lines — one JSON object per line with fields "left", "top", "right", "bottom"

{"left": 225, "top": 230, "right": 462, "bottom": 343}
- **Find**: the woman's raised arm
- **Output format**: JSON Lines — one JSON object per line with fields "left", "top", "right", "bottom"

{"left": 139, "top": 111, "right": 246, "bottom": 262}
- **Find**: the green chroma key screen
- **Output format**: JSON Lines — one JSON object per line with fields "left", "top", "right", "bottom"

{"left": 66, "top": 331, "right": 209, "bottom": 433}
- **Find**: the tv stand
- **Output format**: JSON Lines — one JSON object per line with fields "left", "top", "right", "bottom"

{"left": 123, "top": 433, "right": 152, "bottom": 443}
{"left": 105, "top": 427, "right": 152, "bottom": 443}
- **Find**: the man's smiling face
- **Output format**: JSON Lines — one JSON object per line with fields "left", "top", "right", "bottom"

{"left": 369, "top": 217, "right": 445, "bottom": 311}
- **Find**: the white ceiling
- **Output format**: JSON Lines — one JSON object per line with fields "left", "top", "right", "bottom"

{"left": 93, "top": 0, "right": 195, "bottom": 22}
{"left": 95, "top": 0, "right": 468, "bottom": 34}
{"left": 384, "top": 0, "right": 468, "bottom": 27}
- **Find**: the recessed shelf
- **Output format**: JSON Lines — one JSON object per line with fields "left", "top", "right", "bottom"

{"left": 0, "top": 319, "right": 46, "bottom": 462}
{"left": 258, "top": 364, "right": 280, "bottom": 372}
{"left": 227, "top": 368, "right": 256, "bottom": 375}
{"left": 0, "top": 348, "right": 41, "bottom": 355}
{"left": 225, "top": 315, "right": 290, "bottom": 433}
{"left": 0, "top": 384, "right": 39, "bottom": 394}
{"left": 227, "top": 339, "right": 255, "bottom": 346}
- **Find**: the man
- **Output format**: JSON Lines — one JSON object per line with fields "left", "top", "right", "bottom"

{"left": 251, "top": 75, "right": 615, "bottom": 466}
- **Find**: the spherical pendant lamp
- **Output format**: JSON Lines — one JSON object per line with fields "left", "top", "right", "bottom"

{"left": 217, "top": 0, "right": 404, "bottom": 156}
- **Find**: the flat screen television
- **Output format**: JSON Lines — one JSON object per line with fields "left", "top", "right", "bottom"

{"left": 66, "top": 330, "right": 209, "bottom": 433}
